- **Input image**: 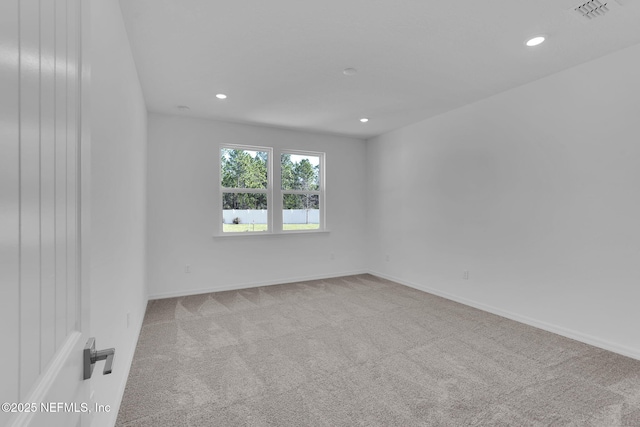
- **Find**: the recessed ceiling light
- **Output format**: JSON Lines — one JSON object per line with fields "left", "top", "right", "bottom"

{"left": 176, "top": 105, "right": 190, "bottom": 111}
{"left": 216, "top": 93, "right": 227, "bottom": 99}
{"left": 343, "top": 68, "right": 358, "bottom": 76}
{"left": 526, "top": 36, "right": 545, "bottom": 47}
{"left": 360, "top": 118, "right": 369, "bottom": 123}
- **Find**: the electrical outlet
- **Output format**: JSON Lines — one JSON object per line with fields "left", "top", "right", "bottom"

{"left": 385, "top": 254, "right": 390, "bottom": 262}
{"left": 185, "top": 265, "right": 191, "bottom": 273}
{"left": 463, "top": 270, "right": 469, "bottom": 280}
{"left": 330, "top": 253, "right": 335, "bottom": 260}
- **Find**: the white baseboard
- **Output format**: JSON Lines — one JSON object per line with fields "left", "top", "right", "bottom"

{"left": 104, "top": 298, "right": 148, "bottom": 427}
{"left": 146, "top": 268, "right": 640, "bottom": 360}
{"left": 110, "top": 268, "right": 639, "bottom": 427}
{"left": 369, "top": 270, "right": 640, "bottom": 361}
{"left": 147, "top": 270, "right": 368, "bottom": 300}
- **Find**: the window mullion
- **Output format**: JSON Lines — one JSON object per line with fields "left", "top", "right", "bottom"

{"left": 320, "top": 153, "right": 325, "bottom": 230}
{"left": 221, "top": 187, "right": 268, "bottom": 194}
{"left": 282, "top": 190, "right": 321, "bottom": 195}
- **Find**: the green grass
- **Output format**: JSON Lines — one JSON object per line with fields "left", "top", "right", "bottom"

{"left": 222, "top": 223, "right": 319, "bottom": 233}
{"left": 223, "top": 223, "right": 268, "bottom": 232}
{"left": 283, "top": 224, "right": 320, "bottom": 231}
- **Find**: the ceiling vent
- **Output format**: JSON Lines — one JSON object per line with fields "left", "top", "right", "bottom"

{"left": 572, "top": 0, "right": 617, "bottom": 19}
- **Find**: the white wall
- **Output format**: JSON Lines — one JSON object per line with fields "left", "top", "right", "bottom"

{"left": 147, "top": 114, "right": 367, "bottom": 298}
{"left": 366, "top": 43, "right": 640, "bottom": 359}
{"left": 90, "top": 0, "right": 147, "bottom": 425}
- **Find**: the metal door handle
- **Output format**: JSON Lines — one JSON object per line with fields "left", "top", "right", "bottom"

{"left": 84, "top": 338, "right": 115, "bottom": 380}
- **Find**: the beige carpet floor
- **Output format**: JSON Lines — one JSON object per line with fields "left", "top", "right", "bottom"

{"left": 116, "top": 274, "right": 640, "bottom": 426}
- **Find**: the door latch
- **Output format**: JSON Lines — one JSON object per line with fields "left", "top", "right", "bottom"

{"left": 83, "top": 338, "right": 115, "bottom": 380}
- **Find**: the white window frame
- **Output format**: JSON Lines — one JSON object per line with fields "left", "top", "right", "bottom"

{"left": 279, "top": 149, "right": 325, "bottom": 233}
{"left": 219, "top": 144, "right": 273, "bottom": 235}
{"left": 217, "top": 144, "right": 326, "bottom": 236}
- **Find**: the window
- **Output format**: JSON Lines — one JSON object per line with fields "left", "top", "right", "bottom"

{"left": 219, "top": 145, "right": 324, "bottom": 234}
{"left": 281, "top": 152, "right": 321, "bottom": 231}
{"left": 221, "top": 146, "right": 271, "bottom": 233}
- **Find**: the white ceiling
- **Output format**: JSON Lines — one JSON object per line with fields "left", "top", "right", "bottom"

{"left": 119, "top": 0, "right": 640, "bottom": 139}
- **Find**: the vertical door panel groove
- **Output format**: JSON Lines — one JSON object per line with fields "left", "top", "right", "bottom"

{"left": 54, "top": 0, "right": 69, "bottom": 351}
{"left": 19, "top": 0, "right": 43, "bottom": 400}
{"left": 0, "top": 0, "right": 21, "bottom": 420}
{"left": 66, "top": 0, "right": 78, "bottom": 337}
{"left": 40, "top": 0, "right": 57, "bottom": 372}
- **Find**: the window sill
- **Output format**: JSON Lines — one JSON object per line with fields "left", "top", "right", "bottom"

{"left": 213, "top": 229, "right": 330, "bottom": 239}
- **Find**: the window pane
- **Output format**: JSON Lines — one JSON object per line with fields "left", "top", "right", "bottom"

{"left": 281, "top": 153, "right": 320, "bottom": 191}
{"left": 221, "top": 148, "right": 268, "bottom": 189}
{"left": 283, "top": 194, "right": 319, "bottom": 231}
{"left": 222, "top": 193, "right": 268, "bottom": 232}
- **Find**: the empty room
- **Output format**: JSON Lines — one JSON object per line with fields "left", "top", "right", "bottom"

{"left": 3, "top": 0, "right": 640, "bottom": 426}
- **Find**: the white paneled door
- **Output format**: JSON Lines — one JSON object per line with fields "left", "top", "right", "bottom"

{"left": 0, "top": 0, "right": 93, "bottom": 426}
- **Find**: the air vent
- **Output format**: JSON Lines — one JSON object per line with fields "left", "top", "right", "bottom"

{"left": 572, "top": 0, "right": 614, "bottom": 19}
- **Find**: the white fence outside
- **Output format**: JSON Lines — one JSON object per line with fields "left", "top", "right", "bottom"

{"left": 223, "top": 209, "right": 319, "bottom": 224}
